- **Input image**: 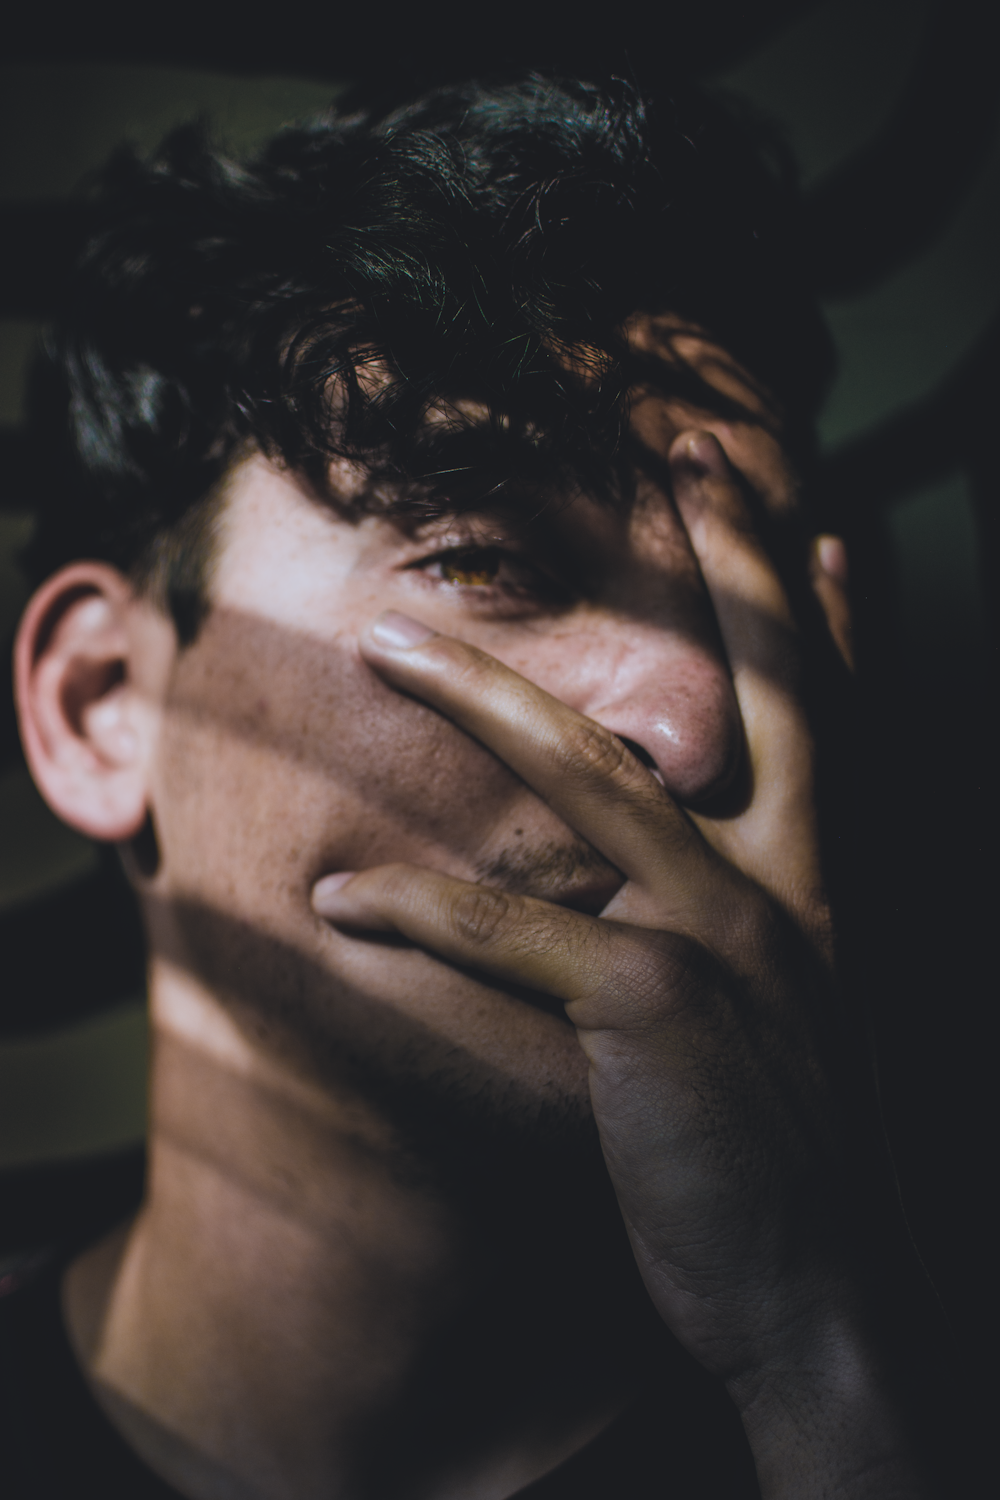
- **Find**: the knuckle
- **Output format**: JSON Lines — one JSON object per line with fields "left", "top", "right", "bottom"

{"left": 436, "top": 636, "right": 497, "bottom": 688}
{"left": 638, "top": 932, "right": 724, "bottom": 1032}
{"left": 581, "top": 927, "right": 706, "bottom": 1030}
{"left": 449, "top": 885, "right": 514, "bottom": 947}
{"left": 551, "top": 720, "right": 633, "bottom": 786}
{"left": 640, "top": 930, "right": 709, "bottom": 1013}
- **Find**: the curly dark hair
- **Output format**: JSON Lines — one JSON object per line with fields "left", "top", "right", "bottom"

{"left": 23, "top": 69, "right": 835, "bottom": 639}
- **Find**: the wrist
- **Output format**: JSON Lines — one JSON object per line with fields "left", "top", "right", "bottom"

{"left": 727, "top": 1308, "right": 936, "bottom": 1499}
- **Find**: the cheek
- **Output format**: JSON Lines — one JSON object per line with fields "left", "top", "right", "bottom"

{"left": 153, "top": 605, "right": 560, "bottom": 907}
{"left": 149, "top": 606, "right": 595, "bottom": 1110}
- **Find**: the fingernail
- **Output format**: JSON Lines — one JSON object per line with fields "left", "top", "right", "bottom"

{"left": 369, "top": 611, "right": 435, "bottom": 650}
{"left": 670, "top": 431, "right": 728, "bottom": 480}
{"left": 312, "top": 872, "right": 357, "bottom": 913}
{"left": 816, "top": 535, "right": 848, "bottom": 584}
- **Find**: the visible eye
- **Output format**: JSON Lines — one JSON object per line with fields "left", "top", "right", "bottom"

{"left": 411, "top": 544, "right": 567, "bottom": 607}
{"left": 401, "top": 540, "right": 569, "bottom": 615}
{"left": 438, "top": 548, "right": 503, "bottom": 587}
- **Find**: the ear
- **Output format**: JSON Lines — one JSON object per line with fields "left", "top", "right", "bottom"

{"left": 14, "top": 562, "right": 170, "bottom": 842}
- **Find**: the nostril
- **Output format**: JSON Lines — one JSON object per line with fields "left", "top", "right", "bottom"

{"left": 593, "top": 665, "right": 742, "bottom": 806}
{"left": 618, "top": 737, "right": 665, "bottom": 784}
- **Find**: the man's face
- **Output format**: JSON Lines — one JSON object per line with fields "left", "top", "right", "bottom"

{"left": 144, "top": 323, "right": 797, "bottom": 1150}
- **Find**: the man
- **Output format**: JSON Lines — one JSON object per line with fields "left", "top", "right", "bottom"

{"left": 3, "top": 72, "right": 949, "bottom": 1496}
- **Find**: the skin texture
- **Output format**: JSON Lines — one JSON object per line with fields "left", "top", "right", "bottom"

{"left": 15, "top": 322, "right": 932, "bottom": 1499}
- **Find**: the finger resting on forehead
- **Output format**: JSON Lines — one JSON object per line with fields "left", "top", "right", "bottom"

{"left": 669, "top": 432, "right": 799, "bottom": 672}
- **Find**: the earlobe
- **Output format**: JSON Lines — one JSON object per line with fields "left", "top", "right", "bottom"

{"left": 14, "top": 563, "right": 155, "bottom": 843}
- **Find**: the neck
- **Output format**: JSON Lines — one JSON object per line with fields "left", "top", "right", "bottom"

{"left": 63, "top": 962, "right": 656, "bottom": 1500}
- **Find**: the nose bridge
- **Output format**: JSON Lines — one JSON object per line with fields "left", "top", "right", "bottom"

{"left": 572, "top": 617, "right": 741, "bottom": 808}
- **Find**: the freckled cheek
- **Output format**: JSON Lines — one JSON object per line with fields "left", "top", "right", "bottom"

{"left": 155, "top": 634, "right": 558, "bottom": 900}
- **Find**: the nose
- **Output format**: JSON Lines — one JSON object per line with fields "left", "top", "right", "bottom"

{"left": 573, "top": 631, "right": 742, "bottom": 808}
